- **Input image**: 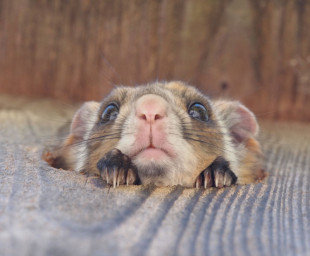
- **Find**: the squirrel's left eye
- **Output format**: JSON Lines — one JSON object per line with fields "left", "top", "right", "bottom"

{"left": 188, "top": 103, "right": 209, "bottom": 122}
{"left": 101, "top": 103, "right": 119, "bottom": 123}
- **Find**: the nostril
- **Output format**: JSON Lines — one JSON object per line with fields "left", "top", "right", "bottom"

{"left": 139, "top": 114, "right": 147, "bottom": 120}
{"left": 154, "top": 114, "right": 163, "bottom": 120}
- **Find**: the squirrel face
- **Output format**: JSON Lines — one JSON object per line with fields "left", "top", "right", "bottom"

{"left": 45, "top": 81, "right": 265, "bottom": 188}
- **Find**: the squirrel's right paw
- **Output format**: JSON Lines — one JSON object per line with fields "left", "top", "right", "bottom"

{"left": 97, "top": 149, "right": 140, "bottom": 187}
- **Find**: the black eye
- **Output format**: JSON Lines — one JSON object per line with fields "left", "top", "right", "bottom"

{"left": 101, "top": 103, "right": 119, "bottom": 123}
{"left": 188, "top": 103, "right": 209, "bottom": 122}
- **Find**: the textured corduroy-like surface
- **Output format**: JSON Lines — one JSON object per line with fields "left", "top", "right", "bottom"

{"left": 0, "top": 95, "right": 309, "bottom": 256}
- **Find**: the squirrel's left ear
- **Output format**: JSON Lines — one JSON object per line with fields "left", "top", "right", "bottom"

{"left": 213, "top": 100, "right": 259, "bottom": 144}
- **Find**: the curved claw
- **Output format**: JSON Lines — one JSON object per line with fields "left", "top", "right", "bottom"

{"left": 195, "top": 157, "right": 237, "bottom": 189}
{"left": 97, "top": 149, "right": 139, "bottom": 187}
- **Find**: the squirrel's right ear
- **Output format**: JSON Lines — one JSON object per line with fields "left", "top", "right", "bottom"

{"left": 70, "top": 101, "right": 100, "bottom": 138}
{"left": 43, "top": 101, "right": 100, "bottom": 170}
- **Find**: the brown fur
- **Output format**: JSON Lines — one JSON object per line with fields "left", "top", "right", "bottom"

{"left": 238, "top": 137, "right": 265, "bottom": 184}
{"left": 44, "top": 81, "right": 265, "bottom": 187}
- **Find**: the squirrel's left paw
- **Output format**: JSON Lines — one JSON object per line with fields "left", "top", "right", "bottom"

{"left": 195, "top": 157, "right": 237, "bottom": 189}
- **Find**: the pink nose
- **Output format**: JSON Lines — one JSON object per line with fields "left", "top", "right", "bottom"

{"left": 135, "top": 94, "right": 167, "bottom": 123}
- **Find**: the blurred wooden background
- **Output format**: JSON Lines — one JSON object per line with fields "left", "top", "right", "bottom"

{"left": 0, "top": 0, "right": 309, "bottom": 121}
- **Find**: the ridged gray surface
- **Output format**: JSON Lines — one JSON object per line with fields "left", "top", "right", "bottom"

{"left": 0, "top": 95, "right": 309, "bottom": 256}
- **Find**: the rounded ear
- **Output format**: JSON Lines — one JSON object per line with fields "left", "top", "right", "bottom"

{"left": 70, "top": 101, "right": 100, "bottom": 138}
{"left": 214, "top": 100, "right": 259, "bottom": 143}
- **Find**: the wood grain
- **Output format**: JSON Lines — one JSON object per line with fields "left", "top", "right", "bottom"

{"left": 0, "top": 95, "right": 310, "bottom": 256}
{"left": 0, "top": 0, "right": 309, "bottom": 121}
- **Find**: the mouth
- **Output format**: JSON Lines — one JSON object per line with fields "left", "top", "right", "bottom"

{"left": 131, "top": 145, "right": 172, "bottom": 160}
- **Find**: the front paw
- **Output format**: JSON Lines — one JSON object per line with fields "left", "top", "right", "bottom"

{"left": 96, "top": 149, "right": 140, "bottom": 187}
{"left": 195, "top": 157, "right": 237, "bottom": 189}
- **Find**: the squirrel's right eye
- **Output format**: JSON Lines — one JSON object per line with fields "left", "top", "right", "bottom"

{"left": 101, "top": 103, "right": 119, "bottom": 123}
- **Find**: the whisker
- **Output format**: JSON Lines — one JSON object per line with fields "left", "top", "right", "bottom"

{"left": 166, "top": 129, "right": 238, "bottom": 157}
{"left": 58, "top": 132, "right": 122, "bottom": 147}
{"left": 63, "top": 136, "right": 122, "bottom": 149}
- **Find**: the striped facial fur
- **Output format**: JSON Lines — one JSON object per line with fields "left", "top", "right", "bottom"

{"left": 46, "top": 81, "right": 265, "bottom": 188}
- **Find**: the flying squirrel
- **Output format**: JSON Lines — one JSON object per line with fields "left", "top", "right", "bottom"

{"left": 44, "top": 81, "right": 265, "bottom": 189}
